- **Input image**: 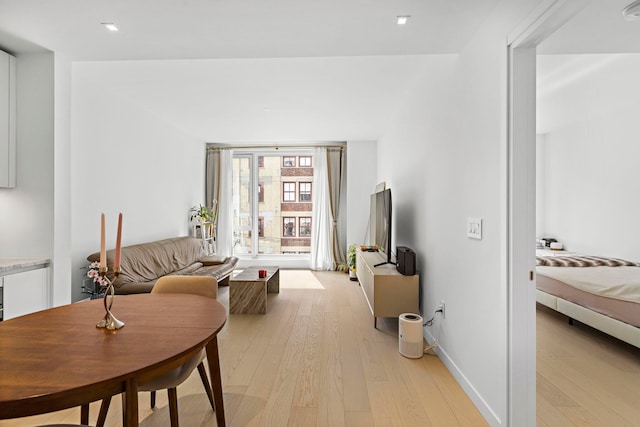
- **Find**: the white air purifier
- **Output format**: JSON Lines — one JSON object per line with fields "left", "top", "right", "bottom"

{"left": 399, "top": 313, "right": 424, "bottom": 358}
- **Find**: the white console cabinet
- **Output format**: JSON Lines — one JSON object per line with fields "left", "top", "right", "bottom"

{"left": 355, "top": 248, "right": 419, "bottom": 328}
{"left": 0, "top": 49, "right": 17, "bottom": 188}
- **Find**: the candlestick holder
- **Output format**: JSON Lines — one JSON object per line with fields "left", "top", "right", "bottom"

{"left": 96, "top": 268, "right": 125, "bottom": 330}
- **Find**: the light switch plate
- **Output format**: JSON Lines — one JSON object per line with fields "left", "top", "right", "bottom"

{"left": 467, "top": 217, "right": 482, "bottom": 240}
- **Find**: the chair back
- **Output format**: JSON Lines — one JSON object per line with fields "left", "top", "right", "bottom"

{"left": 152, "top": 275, "right": 218, "bottom": 299}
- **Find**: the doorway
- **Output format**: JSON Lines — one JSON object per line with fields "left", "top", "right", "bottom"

{"left": 507, "top": 1, "right": 588, "bottom": 425}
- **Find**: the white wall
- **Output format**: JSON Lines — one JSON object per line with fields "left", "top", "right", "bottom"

{"left": 537, "top": 54, "right": 640, "bottom": 261}
{"left": 346, "top": 140, "right": 376, "bottom": 247}
{"left": 0, "top": 49, "right": 73, "bottom": 307}
{"left": 0, "top": 53, "right": 54, "bottom": 261}
{"left": 377, "top": 1, "right": 540, "bottom": 424}
{"left": 536, "top": 134, "right": 546, "bottom": 236}
{"left": 70, "top": 65, "right": 205, "bottom": 301}
{"left": 53, "top": 52, "right": 72, "bottom": 306}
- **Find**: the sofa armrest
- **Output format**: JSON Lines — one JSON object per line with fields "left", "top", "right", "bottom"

{"left": 199, "top": 254, "right": 228, "bottom": 266}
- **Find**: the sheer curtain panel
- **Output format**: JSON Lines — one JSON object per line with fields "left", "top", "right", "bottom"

{"left": 310, "top": 147, "right": 333, "bottom": 270}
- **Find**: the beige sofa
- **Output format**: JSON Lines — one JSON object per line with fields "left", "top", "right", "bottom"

{"left": 87, "top": 236, "right": 238, "bottom": 295}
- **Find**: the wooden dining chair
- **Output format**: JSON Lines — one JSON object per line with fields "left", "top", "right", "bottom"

{"left": 97, "top": 275, "right": 218, "bottom": 427}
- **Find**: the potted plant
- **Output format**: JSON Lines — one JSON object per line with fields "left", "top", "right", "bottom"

{"left": 190, "top": 204, "right": 213, "bottom": 224}
{"left": 347, "top": 243, "right": 358, "bottom": 281}
{"left": 190, "top": 204, "right": 215, "bottom": 238}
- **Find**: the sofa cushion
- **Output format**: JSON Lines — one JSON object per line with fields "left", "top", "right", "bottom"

{"left": 195, "top": 261, "right": 237, "bottom": 283}
{"left": 173, "top": 262, "right": 204, "bottom": 275}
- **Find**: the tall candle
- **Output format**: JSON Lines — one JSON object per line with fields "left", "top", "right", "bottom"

{"left": 114, "top": 213, "right": 123, "bottom": 271}
{"left": 100, "top": 213, "right": 106, "bottom": 271}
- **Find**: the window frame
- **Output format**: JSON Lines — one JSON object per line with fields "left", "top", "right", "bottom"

{"left": 283, "top": 217, "right": 296, "bottom": 237}
{"left": 299, "top": 156, "right": 312, "bottom": 167}
{"left": 299, "top": 217, "right": 312, "bottom": 237}
{"left": 283, "top": 182, "right": 296, "bottom": 202}
{"left": 299, "top": 182, "right": 312, "bottom": 202}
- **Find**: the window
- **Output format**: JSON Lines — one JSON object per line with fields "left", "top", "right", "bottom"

{"left": 258, "top": 183, "right": 264, "bottom": 203}
{"left": 231, "top": 150, "right": 315, "bottom": 257}
{"left": 299, "top": 156, "right": 312, "bottom": 167}
{"left": 299, "top": 217, "right": 311, "bottom": 236}
{"left": 283, "top": 217, "right": 296, "bottom": 236}
{"left": 283, "top": 182, "right": 296, "bottom": 201}
{"left": 299, "top": 182, "right": 312, "bottom": 201}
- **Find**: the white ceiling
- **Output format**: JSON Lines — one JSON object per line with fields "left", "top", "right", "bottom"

{"left": 0, "top": 0, "right": 501, "bottom": 60}
{"left": 1, "top": 0, "right": 639, "bottom": 60}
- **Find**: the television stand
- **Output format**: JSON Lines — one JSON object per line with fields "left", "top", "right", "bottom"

{"left": 355, "top": 248, "right": 419, "bottom": 328}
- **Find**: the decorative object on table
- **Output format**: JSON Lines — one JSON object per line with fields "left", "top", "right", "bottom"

{"left": 96, "top": 212, "right": 125, "bottom": 331}
{"left": 85, "top": 261, "right": 109, "bottom": 299}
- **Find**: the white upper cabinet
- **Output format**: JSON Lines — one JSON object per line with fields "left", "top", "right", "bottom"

{"left": 0, "top": 49, "right": 16, "bottom": 188}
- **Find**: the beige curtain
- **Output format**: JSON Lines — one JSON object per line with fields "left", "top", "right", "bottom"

{"left": 205, "top": 147, "right": 234, "bottom": 256}
{"left": 327, "top": 147, "right": 345, "bottom": 269}
{"left": 205, "top": 148, "right": 220, "bottom": 220}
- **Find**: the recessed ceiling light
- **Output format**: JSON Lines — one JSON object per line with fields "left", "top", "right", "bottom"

{"left": 102, "top": 23, "right": 119, "bottom": 32}
{"left": 622, "top": 0, "right": 640, "bottom": 21}
{"left": 396, "top": 15, "right": 411, "bottom": 25}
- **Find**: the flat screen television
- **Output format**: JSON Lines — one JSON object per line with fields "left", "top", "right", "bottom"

{"left": 370, "top": 188, "right": 392, "bottom": 267}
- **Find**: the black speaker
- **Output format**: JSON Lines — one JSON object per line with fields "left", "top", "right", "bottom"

{"left": 396, "top": 246, "right": 416, "bottom": 276}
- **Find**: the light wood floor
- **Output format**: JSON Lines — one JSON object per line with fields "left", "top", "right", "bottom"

{"left": 0, "top": 270, "right": 485, "bottom": 427}
{"left": 3, "top": 272, "right": 638, "bottom": 427}
{"left": 536, "top": 304, "right": 640, "bottom": 427}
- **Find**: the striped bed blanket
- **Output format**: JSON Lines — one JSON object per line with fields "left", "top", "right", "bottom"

{"left": 536, "top": 255, "right": 640, "bottom": 268}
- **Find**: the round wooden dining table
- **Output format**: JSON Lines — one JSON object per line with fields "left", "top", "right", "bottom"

{"left": 0, "top": 293, "right": 227, "bottom": 426}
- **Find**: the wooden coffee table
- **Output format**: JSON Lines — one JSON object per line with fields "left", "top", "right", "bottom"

{"left": 229, "top": 266, "right": 279, "bottom": 314}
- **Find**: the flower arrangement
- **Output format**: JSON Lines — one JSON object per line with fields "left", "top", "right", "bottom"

{"left": 87, "top": 261, "right": 109, "bottom": 288}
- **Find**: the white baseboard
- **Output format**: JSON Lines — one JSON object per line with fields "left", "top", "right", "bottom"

{"left": 424, "top": 327, "right": 503, "bottom": 426}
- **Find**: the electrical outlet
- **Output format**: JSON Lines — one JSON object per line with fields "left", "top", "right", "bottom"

{"left": 437, "top": 300, "right": 446, "bottom": 318}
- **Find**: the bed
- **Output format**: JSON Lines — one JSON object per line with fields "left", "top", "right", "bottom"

{"left": 535, "top": 251, "right": 640, "bottom": 348}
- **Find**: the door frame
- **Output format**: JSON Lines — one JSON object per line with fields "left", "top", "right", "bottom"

{"left": 506, "top": 0, "right": 587, "bottom": 425}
